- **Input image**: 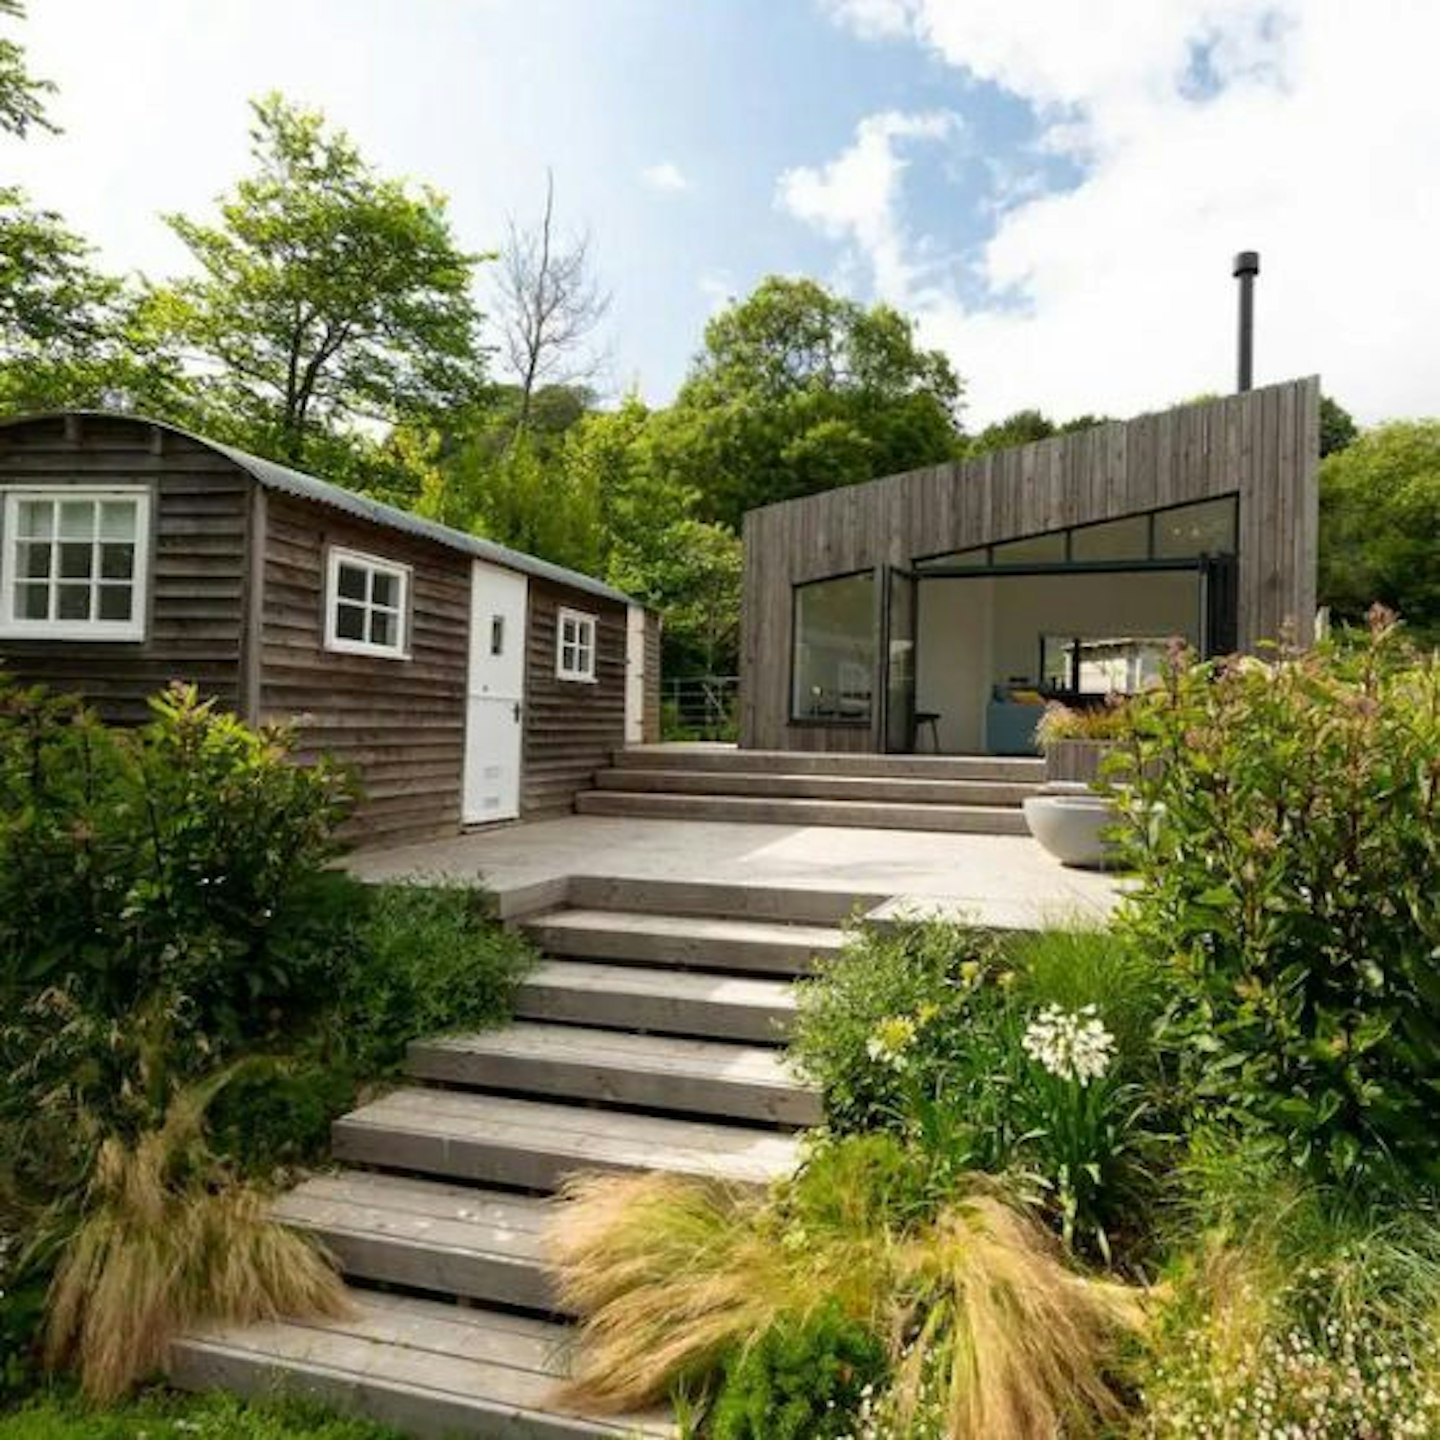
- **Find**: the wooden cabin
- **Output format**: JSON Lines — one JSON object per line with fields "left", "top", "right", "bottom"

{"left": 0, "top": 412, "right": 660, "bottom": 846}
{"left": 739, "top": 377, "right": 1320, "bottom": 755}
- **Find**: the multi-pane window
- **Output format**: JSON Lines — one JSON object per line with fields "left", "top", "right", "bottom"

{"left": 0, "top": 488, "right": 150, "bottom": 640}
{"left": 325, "top": 547, "right": 410, "bottom": 658}
{"left": 556, "top": 607, "right": 597, "bottom": 681}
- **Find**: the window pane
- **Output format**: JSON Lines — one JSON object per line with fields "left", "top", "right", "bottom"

{"left": 97, "top": 584, "right": 133, "bottom": 622}
{"left": 16, "top": 582, "right": 49, "bottom": 619}
{"left": 335, "top": 602, "right": 366, "bottom": 641}
{"left": 17, "top": 501, "right": 54, "bottom": 539}
{"left": 991, "top": 531, "right": 1067, "bottom": 565}
{"left": 916, "top": 546, "right": 988, "bottom": 570}
{"left": 1071, "top": 514, "right": 1150, "bottom": 562}
{"left": 490, "top": 615, "right": 505, "bottom": 656}
{"left": 337, "top": 563, "right": 367, "bottom": 601}
{"left": 100, "top": 543, "right": 134, "bottom": 580}
{"left": 59, "top": 501, "right": 95, "bottom": 540}
{"left": 58, "top": 542, "right": 93, "bottom": 580}
{"left": 369, "top": 610, "right": 398, "bottom": 649}
{"left": 17, "top": 541, "right": 51, "bottom": 579}
{"left": 371, "top": 570, "right": 398, "bottom": 609}
{"left": 99, "top": 501, "right": 137, "bottom": 541}
{"left": 1154, "top": 497, "right": 1237, "bottom": 558}
{"left": 57, "top": 583, "right": 91, "bottom": 620}
{"left": 792, "top": 572, "right": 876, "bottom": 722}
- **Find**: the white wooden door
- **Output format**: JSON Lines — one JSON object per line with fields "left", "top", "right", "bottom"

{"left": 463, "top": 560, "right": 528, "bottom": 824}
{"left": 624, "top": 603, "right": 647, "bottom": 745}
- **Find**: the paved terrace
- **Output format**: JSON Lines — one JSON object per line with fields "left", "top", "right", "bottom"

{"left": 348, "top": 814, "right": 1124, "bottom": 931}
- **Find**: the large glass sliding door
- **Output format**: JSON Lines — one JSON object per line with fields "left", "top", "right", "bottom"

{"left": 882, "top": 567, "right": 916, "bottom": 753}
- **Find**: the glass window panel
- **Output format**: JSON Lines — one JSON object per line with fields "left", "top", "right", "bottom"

{"left": 335, "top": 602, "right": 366, "bottom": 641}
{"left": 17, "top": 500, "right": 54, "bottom": 539}
{"left": 1154, "top": 497, "right": 1237, "bottom": 558}
{"left": 991, "top": 532, "right": 1067, "bottom": 565}
{"left": 792, "top": 572, "right": 876, "bottom": 722}
{"left": 58, "top": 542, "right": 93, "bottom": 580}
{"left": 371, "top": 571, "right": 398, "bottom": 609}
{"left": 369, "top": 610, "right": 398, "bottom": 648}
{"left": 490, "top": 615, "right": 505, "bottom": 656}
{"left": 16, "top": 582, "right": 49, "bottom": 619}
{"left": 18, "top": 541, "right": 51, "bottom": 579}
{"left": 1070, "top": 514, "right": 1151, "bottom": 562}
{"left": 57, "top": 583, "right": 91, "bottom": 621}
{"left": 59, "top": 501, "right": 95, "bottom": 540}
{"left": 99, "top": 501, "right": 137, "bottom": 541}
{"left": 916, "top": 546, "right": 989, "bottom": 570}
{"left": 100, "top": 543, "right": 134, "bottom": 580}
{"left": 97, "top": 585, "right": 132, "bottom": 622}
{"left": 337, "top": 563, "right": 367, "bottom": 601}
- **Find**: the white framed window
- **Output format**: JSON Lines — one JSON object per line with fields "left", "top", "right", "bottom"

{"left": 324, "top": 546, "right": 411, "bottom": 659}
{"left": 0, "top": 487, "right": 152, "bottom": 642}
{"left": 556, "top": 606, "right": 597, "bottom": 682}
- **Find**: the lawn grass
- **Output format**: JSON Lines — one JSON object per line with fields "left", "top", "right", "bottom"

{"left": 0, "top": 1390, "right": 402, "bottom": 1440}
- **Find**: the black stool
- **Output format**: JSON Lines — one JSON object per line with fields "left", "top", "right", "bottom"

{"left": 913, "top": 711, "right": 942, "bottom": 753}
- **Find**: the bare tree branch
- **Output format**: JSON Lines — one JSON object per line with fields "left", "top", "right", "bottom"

{"left": 493, "top": 169, "right": 610, "bottom": 436}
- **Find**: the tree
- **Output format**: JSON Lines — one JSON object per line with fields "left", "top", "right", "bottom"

{"left": 0, "top": 189, "right": 181, "bottom": 413}
{"left": 0, "top": 1, "right": 54, "bottom": 139}
{"left": 1320, "top": 394, "right": 1358, "bottom": 457}
{"left": 966, "top": 409, "right": 1107, "bottom": 456}
{"left": 1319, "top": 421, "right": 1440, "bottom": 640}
{"left": 154, "top": 94, "right": 487, "bottom": 473}
{"left": 493, "top": 171, "right": 609, "bottom": 438}
{"left": 656, "top": 276, "right": 963, "bottom": 530}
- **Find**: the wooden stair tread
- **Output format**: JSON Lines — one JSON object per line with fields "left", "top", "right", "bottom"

{"left": 519, "top": 958, "right": 800, "bottom": 1009}
{"left": 527, "top": 909, "right": 846, "bottom": 949}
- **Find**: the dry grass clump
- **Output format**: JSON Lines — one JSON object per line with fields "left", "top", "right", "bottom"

{"left": 44, "top": 1081, "right": 349, "bottom": 1403}
{"left": 545, "top": 1162, "right": 1145, "bottom": 1435}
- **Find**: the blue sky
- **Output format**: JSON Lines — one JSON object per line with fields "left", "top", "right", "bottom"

{"left": 8, "top": 1, "right": 1440, "bottom": 427}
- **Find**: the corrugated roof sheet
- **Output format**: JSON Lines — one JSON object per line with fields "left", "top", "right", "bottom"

{"left": 1, "top": 411, "right": 640, "bottom": 608}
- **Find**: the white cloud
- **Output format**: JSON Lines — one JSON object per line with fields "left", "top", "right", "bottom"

{"left": 641, "top": 161, "right": 691, "bottom": 192}
{"left": 776, "top": 110, "right": 960, "bottom": 302}
{"left": 809, "top": 1, "right": 1440, "bottom": 428}
{"left": 698, "top": 270, "right": 736, "bottom": 314}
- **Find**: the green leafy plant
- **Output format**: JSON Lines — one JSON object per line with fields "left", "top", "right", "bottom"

{"left": 708, "top": 1301, "right": 889, "bottom": 1440}
{"left": 1034, "top": 697, "right": 1134, "bottom": 746}
{"left": 1114, "top": 612, "right": 1440, "bottom": 1187}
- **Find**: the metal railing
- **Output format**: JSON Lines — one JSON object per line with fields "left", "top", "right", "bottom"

{"left": 661, "top": 675, "right": 739, "bottom": 742}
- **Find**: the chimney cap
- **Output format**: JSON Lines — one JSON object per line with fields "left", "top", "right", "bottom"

{"left": 1233, "top": 250, "right": 1260, "bottom": 277}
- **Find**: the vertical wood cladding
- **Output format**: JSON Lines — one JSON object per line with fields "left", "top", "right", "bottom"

{"left": 257, "top": 491, "right": 470, "bottom": 847}
{"left": 0, "top": 415, "right": 247, "bottom": 720}
{"left": 522, "top": 579, "right": 627, "bottom": 817}
{"left": 642, "top": 609, "right": 663, "bottom": 745}
{"left": 740, "top": 377, "right": 1320, "bottom": 752}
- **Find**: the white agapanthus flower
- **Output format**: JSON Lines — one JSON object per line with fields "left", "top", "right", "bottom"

{"left": 1021, "top": 1003, "right": 1115, "bottom": 1085}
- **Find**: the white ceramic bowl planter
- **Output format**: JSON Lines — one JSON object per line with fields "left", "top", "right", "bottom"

{"left": 1023, "top": 781, "right": 1120, "bottom": 870}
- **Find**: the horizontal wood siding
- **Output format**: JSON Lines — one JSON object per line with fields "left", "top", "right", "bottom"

{"left": 0, "top": 415, "right": 247, "bottom": 720}
{"left": 741, "top": 377, "right": 1320, "bottom": 751}
{"left": 523, "top": 580, "right": 627, "bottom": 817}
{"left": 257, "top": 492, "right": 470, "bottom": 848}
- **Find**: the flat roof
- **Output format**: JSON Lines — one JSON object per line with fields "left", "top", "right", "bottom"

{"left": 0, "top": 410, "right": 640, "bottom": 608}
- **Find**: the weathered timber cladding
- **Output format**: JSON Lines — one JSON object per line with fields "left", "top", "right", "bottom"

{"left": 258, "top": 492, "right": 470, "bottom": 847}
{"left": 740, "top": 377, "right": 1320, "bottom": 751}
{"left": 523, "top": 579, "right": 627, "bottom": 818}
{"left": 0, "top": 415, "right": 248, "bottom": 720}
{"left": 642, "top": 609, "right": 663, "bottom": 745}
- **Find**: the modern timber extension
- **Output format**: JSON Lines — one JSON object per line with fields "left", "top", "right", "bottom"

{"left": 738, "top": 377, "right": 1320, "bottom": 757}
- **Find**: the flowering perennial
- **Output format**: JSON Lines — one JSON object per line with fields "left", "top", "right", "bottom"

{"left": 1021, "top": 1004, "right": 1115, "bottom": 1085}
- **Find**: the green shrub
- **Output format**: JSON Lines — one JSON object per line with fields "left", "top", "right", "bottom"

{"left": 1114, "top": 612, "right": 1440, "bottom": 1187}
{"left": 0, "top": 1391, "right": 404, "bottom": 1438}
{"left": 707, "top": 1300, "right": 888, "bottom": 1440}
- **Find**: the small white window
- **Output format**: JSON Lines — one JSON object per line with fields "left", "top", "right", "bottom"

{"left": 556, "top": 606, "right": 597, "bottom": 682}
{"left": 0, "top": 487, "right": 151, "bottom": 642}
{"left": 325, "top": 546, "right": 411, "bottom": 659}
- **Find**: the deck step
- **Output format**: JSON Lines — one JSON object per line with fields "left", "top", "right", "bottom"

{"left": 169, "top": 1290, "right": 673, "bottom": 1439}
{"left": 612, "top": 745, "right": 1043, "bottom": 783}
{"left": 576, "top": 789, "right": 1031, "bottom": 834}
{"left": 521, "top": 908, "right": 846, "bottom": 977}
{"left": 515, "top": 959, "right": 797, "bottom": 1043}
{"left": 564, "top": 875, "right": 880, "bottom": 927}
{"left": 274, "top": 1172, "right": 555, "bottom": 1312}
{"left": 592, "top": 767, "right": 1034, "bottom": 807}
{"left": 407, "top": 1023, "right": 820, "bottom": 1127}
{"left": 333, "top": 1089, "right": 801, "bottom": 1191}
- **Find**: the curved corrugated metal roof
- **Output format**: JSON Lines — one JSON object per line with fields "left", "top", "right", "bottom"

{"left": 0, "top": 410, "right": 640, "bottom": 608}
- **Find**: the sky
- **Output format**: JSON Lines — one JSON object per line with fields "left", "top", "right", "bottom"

{"left": 7, "top": 0, "right": 1440, "bottom": 429}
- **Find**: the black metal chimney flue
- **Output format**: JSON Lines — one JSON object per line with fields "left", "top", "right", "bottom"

{"left": 1233, "top": 249, "right": 1259, "bottom": 392}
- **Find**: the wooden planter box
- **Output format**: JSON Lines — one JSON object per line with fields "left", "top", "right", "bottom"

{"left": 1043, "top": 738, "right": 1116, "bottom": 787}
